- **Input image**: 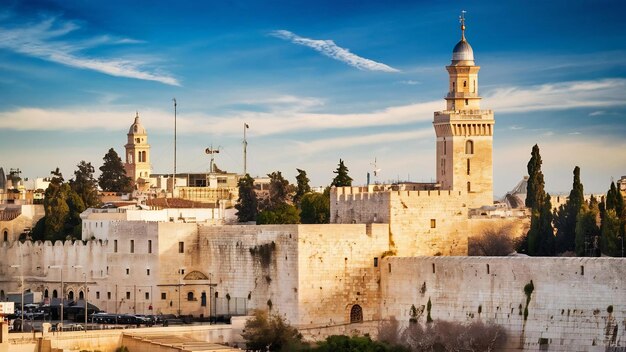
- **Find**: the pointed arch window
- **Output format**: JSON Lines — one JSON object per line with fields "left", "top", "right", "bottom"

{"left": 465, "top": 140, "right": 474, "bottom": 154}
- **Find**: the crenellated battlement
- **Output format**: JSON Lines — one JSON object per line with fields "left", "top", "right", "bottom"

{"left": 333, "top": 186, "right": 464, "bottom": 202}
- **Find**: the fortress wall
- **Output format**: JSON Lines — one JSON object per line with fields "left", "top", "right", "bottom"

{"left": 0, "top": 240, "right": 109, "bottom": 305}
{"left": 331, "top": 190, "right": 391, "bottom": 224}
{"left": 331, "top": 188, "right": 474, "bottom": 256}
{"left": 296, "top": 223, "right": 390, "bottom": 328}
{"left": 381, "top": 256, "right": 626, "bottom": 351}
{"left": 196, "top": 224, "right": 300, "bottom": 323}
{"left": 389, "top": 191, "right": 469, "bottom": 256}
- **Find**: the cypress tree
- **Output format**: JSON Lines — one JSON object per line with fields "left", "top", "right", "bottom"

{"left": 293, "top": 168, "right": 311, "bottom": 205}
{"left": 235, "top": 174, "right": 258, "bottom": 222}
{"left": 575, "top": 200, "right": 600, "bottom": 257}
{"left": 555, "top": 166, "right": 584, "bottom": 253}
{"left": 525, "top": 145, "right": 545, "bottom": 209}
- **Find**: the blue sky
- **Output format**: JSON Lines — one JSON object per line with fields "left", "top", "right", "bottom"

{"left": 1, "top": 0, "right": 625, "bottom": 197}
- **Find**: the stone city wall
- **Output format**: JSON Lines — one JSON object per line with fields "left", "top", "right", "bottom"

{"left": 296, "top": 224, "right": 389, "bottom": 328}
{"left": 381, "top": 256, "right": 626, "bottom": 351}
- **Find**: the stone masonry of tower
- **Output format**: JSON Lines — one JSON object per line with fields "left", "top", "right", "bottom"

{"left": 124, "top": 112, "right": 152, "bottom": 189}
{"left": 434, "top": 19, "right": 494, "bottom": 209}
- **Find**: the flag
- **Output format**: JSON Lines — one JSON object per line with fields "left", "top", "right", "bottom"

{"left": 245, "top": 123, "right": 249, "bottom": 128}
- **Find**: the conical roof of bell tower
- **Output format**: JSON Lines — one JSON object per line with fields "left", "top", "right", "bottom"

{"left": 128, "top": 112, "right": 147, "bottom": 135}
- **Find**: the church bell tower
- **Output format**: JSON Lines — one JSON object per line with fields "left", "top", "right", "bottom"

{"left": 124, "top": 112, "right": 151, "bottom": 189}
{"left": 433, "top": 12, "right": 494, "bottom": 208}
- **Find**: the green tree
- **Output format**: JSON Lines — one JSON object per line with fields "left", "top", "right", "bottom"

{"left": 600, "top": 209, "right": 621, "bottom": 256}
{"left": 257, "top": 203, "right": 300, "bottom": 225}
{"left": 235, "top": 174, "right": 258, "bottom": 223}
{"left": 98, "top": 148, "right": 132, "bottom": 193}
{"left": 43, "top": 168, "right": 70, "bottom": 240}
{"left": 241, "top": 310, "right": 304, "bottom": 352}
{"left": 528, "top": 194, "right": 555, "bottom": 256}
{"left": 313, "top": 335, "right": 407, "bottom": 352}
{"left": 555, "top": 166, "right": 584, "bottom": 253}
{"left": 518, "top": 145, "right": 554, "bottom": 255}
{"left": 575, "top": 200, "right": 600, "bottom": 256}
{"left": 293, "top": 169, "right": 311, "bottom": 205}
{"left": 300, "top": 192, "right": 330, "bottom": 224}
{"left": 267, "top": 171, "right": 290, "bottom": 209}
{"left": 70, "top": 161, "right": 101, "bottom": 209}
{"left": 331, "top": 159, "right": 353, "bottom": 187}
{"left": 525, "top": 144, "right": 545, "bottom": 209}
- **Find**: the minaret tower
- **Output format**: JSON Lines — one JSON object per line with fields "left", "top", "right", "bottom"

{"left": 124, "top": 112, "right": 152, "bottom": 189}
{"left": 433, "top": 12, "right": 494, "bottom": 208}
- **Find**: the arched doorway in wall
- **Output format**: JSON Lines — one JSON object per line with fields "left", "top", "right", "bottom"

{"left": 44, "top": 289, "right": 49, "bottom": 298}
{"left": 52, "top": 290, "right": 58, "bottom": 298}
{"left": 68, "top": 291, "right": 74, "bottom": 301}
{"left": 349, "top": 304, "right": 363, "bottom": 323}
{"left": 79, "top": 291, "right": 84, "bottom": 300}
{"left": 2, "top": 229, "right": 8, "bottom": 242}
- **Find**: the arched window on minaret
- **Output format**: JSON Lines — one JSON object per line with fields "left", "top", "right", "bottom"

{"left": 465, "top": 140, "right": 474, "bottom": 154}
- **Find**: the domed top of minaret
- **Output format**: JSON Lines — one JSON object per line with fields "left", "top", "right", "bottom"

{"left": 451, "top": 11, "right": 475, "bottom": 65}
{"left": 128, "top": 112, "right": 146, "bottom": 135}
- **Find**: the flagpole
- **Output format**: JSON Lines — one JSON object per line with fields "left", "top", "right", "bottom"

{"left": 243, "top": 123, "right": 248, "bottom": 175}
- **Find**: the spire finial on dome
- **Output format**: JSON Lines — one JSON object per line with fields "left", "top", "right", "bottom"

{"left": 459, "top": 10, "right": 467, "bottom": 41}
{"left": 136, "top": 111, "right": 139, "bottom": 118}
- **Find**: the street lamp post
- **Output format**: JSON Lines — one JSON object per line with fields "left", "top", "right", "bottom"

{"left": 82, "top": 272, "right": 88, "bottom": 331}
{"left": 10, "top": 265, "right": 23, "bottom": 332}
{"left": 49, "top": 264, "right": 82, "bottom": 332}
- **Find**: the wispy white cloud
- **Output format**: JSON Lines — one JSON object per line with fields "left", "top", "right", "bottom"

{"left": 295, "top": 129, "right": 432, "bottom": 155}
{"left": 485, "top": 78, "right": 626, "bottom": 113}
{"left": 589, "top": 110, "right": 606, "bottom": 116}
{"left": 270, "top": 30, "right": 399, "bottom": 73}
{"left": 0, "top": 17, "right": 179, "bottom": 86}
{"left": 399, "top": 80, "right": 420, "bottom": 85}
{"left": 1, "top": 78, "right": 625, "bottom": 137}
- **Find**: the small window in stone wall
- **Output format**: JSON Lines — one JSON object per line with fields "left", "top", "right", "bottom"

{"left": 107, "top": 292, "right": 111, "bottom": 300}
{"left": 126, "top": 292, "right": 131, "bottom": 300}
{"left": 432, "top": 263, "right": 436, "bottom": 274}
{"left": 430, "top": 219, "right": 436, "bottom": 228}
{"left": 388, "top": 263, "right": 391, "bottom": 273}
{"left": 114, "top": 240, "right": 117, "bottom": 253}
{"left": 130, "top": 240, "right": 134, "bottom": 253}
{"left": 126, "top": 268, "right": 130, "bottom": 275}
{"left": 374, "top": 257, "right": 379, "bottom": 267}
{"left": 187, "top": 292, "right": 194, "bottom": 301}
{"left": 179, "top": 242, "right": 184, "bottom": 253}
{"left": 96, "top": 291, "right": 100, "bottom": 299}
{"left": 161, "top": 292, "right": 167, "bottom": 300}
{"left": 147, "top": 269, "right": 150, "bottom": 276}
{"left": 148, "top": 240, "right": 152, "bottom": 254}
{"left": 145, "top": 292, "right": 149, "bottom": 300}
{"left": 350, "top": 304, "right": 363, "bottom": 323}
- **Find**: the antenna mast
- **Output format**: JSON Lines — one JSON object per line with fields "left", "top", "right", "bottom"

{"left": 205, "top": 145, "right": 221, "bottom": 174}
